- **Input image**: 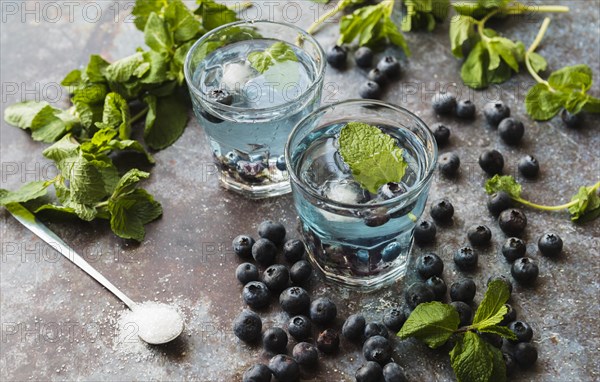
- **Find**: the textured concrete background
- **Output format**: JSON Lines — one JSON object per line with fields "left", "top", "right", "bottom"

{"left": 1, "top": 1, "right": 599, "bottom": 381}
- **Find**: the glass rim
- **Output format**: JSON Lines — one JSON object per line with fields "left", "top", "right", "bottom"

{"left": 284, "top": 99, "right": 439, "bottom": 209}
{"left": 183, "top": 20, "right": 326, "bottom": 114}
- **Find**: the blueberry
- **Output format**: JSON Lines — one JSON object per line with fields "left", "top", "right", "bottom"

{"left": 481, "top": 332, "right": 503, "bottom": 348}
{"left": 317, "top": 329, "right": 340, "bottom": 354}
{"left": 290, "top": 260, "right": 312, "bottom": 285}
{"left": 236, "top": 263, "right": 259, "bottom": 284}
{"left": 450, "top": 301, "right": 473, "bottom": 326}
{"left": 201, "top": 89, "right": 233, "bottom": 123}
{"left": 258, "top": 220, "right": 286, "bottom": 245}
{"left": 279, "top": 287, "right": 310, "bottom": 315}
{"left": 454, "top": 246, "right": 478, "bottom": 270}
{"left": 467, "top": 225, "right": 492, "bottom": 247}
{"left": 518, "top": 155, "right": 540, "bottom": 178}
{"left": 357, "top": 249, "right": 370, "bottom": 263}
{"left": 354, "top": 46, "right": 374, "bottom": 68}
{"left": 326, "top": 45, "right": 347, "bottom": 69}
{"left": 268, "top": 354, "right": 300, "bottom": 381}
{"left": 487, "top": 275, "right": 513, "bottom": 295}
{"left": 356, "top": 361, "right": 383, "bottom": 382}
{"left": 381, "top": 242, "right": 402, "bottom": 262}
{"left": 287, "top": 315, "right": 312, "bottom": 341}
{"left": 414, "top": 220, "right": 437, "bottom": 246}
{"left": 363, "top": 335, "right": 392, "bottom": 365}
{"left": 309, "top": 297, "right": 337, "bottom": 325}
{"left": 242, "top": 281, "right": 271, "bottom": 309}
{"left": 426, "top": 276, "right": 447, "bottom": 300}
{"left": 237, "top": 160, "right": 265, "bottom": 179}
{"left": 276, "top": 155, "right": 287, "bottom": 171}
{"left": 378, "top": 182, "right": 407, "bottom": 200}
{"left": 498, "top": 209, "right": 527, "bottom": 237}
{"left": 359, "top": 81, "right": 382, "bottom": 99}
{"left": 499, "top": 303, "right": 517, "bottom": 325}
{"left": 432, "top": 123, "right": 451, "bottom": 147}
{"left": 438, "top": 152, "right": 460, "bottom": 177}
{"left": 483, "top": 101, "right": 511, "bottom": 126}
{"left": 502, "top": 237, "right": 526, "bottom": 262}
{"left": 561, "top": 109, "right": 583, "bottom": 128}
{"left": 508, "top": 320, "right": 533, "bottom": 343}
{"left": 383, "top": 362, "right": 408, "bottom": 382}
{"left": 263, "top": 327, "right": 288, "bottom": 354}
{"left": 513, "top": 342, "right": 538, "bottom": 368}
{"left": 511, "top": 257, "right": 539, "bottom": 284}
{"left": 382, "top": 307, "right": 407, "bottom": 332}
{"left": 503, "top": 352, "right": 517, "bottom": 375}
{"left": 363, "top": 207, "right": 390, "bottom": 227}
{"left": 430, "top": 198, "right": 454, "bottom": 223}
{"left": 292, "top": 342, "right": 318, "bottom": 367}
{"left": 283, "top": 239, "right": 305, "bottom": 262}
{"left": 252, "top": 238, "right": 277, "bottom": 265}
{"left": 538, "top": 233, "right": 563, "bottom": 257}
{"left": 242, "top": 364, "right": 272, "bottom": 382}
{"left": 224, "top": 151, "right": 241, "bottom": 168}
{"left": 456, "top": 99, "right": 476, "bottom": 119}
{"left": 376, "top": 56, "right": 401, "bottom": 78}
{"left": 367, "top": 68, "right": 388, "bottom": 85}
{"left": 450, "top": 278, "right": 476, "bottom": 303}
{"left": 416, "top": 252, "right": 444, "bottom": 279}
{"left": 233, "top": 235, "right": 255, "bottom": 258}
{"left": 488, "top": 191, "right": 513, "bottom": 216}
{"left": 432, "top": 92, "right": 457, "bottom": 115}
{"left": 364, "top": 322, "right": 389, "bottom": 339}
{"left": 342, "top": 313, "right": 366, "bottom": 341}
{"left": 233, "top": 310, "right": 262, "bottom": 343}
{"left": 405, "top": 282, "right": 435, "bottom": 309}
{"left": 263, "top": 264, "right": 290, "bottom": 293}
{"left": 498, "top": 117, "right": 525, "bottom": 145}
{"left": 479, "top": 149, "right": 504, "bottom": 175}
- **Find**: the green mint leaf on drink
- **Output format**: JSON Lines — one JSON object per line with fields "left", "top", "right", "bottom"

{"left": 471, "top": 280, "right": 512, "bottom": 330}
{"left": 248, "top": 42, "right": 298, "bottom": 74}
{"left": 338, "top": 122, "right": 408, "bottom": 194}
{"left": 397, "top": 302, "right": 460, "bottom": 348}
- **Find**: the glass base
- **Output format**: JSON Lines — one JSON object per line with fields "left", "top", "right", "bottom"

{"left": 219, "top": 175, "right": 291, "bottom": 199}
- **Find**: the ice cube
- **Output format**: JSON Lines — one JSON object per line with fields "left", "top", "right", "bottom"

{"left": 321, "top": 179, "right": 370, "bottom": 204}
{"left": 221, "top": 61, "right": 258, "bottom": 91}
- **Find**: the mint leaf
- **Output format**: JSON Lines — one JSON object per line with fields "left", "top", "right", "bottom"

{"left": 450, "top": 331, "right": 493, "bottom": 382}
{"left": 478, "top": 324, "right": 517, "bottom": 341}
{"left": 487, "top": 341, "right": 507, "bottom": 382}
{"left": 30, "top": 105, "right": 79, "bottom": 143}
{"left": 164, "top": 0, "right": 203, "bottom": 44}
{"left": 450, "top": 15, "right": 475, "bottom": 58}
{"left": 402, "top": 0, "right": 450, "bottom": 32}
{"left": 548, "top": 64, "right": 592, "bottom": 92}
{"left": 487, "top": 37, "right": 520, "bottom": 72}
{"left": 568, "top": 184, "right": 600, "bottom": 222}
{"left": 338, "top": 122, "right": 408, "bottom": 194}
{"left": 144, "top": 12, "right": 174, "bottom": 54}
{"left": 96, "top": 93, "right": 130, "bottom": 139}
{"left": 67, "top": 152, "right": 119, "bottom": 205}
{"left": 248, "top": 42, "right": 298, "bottom": 74}
{"left": 143, "top": 92, "right": 189, "bottom": 150}
{"left": 398, "top": 302, "right": 460, "bottom": 348}
{"left": 195, "top": 0, "right": 238, "bottom": 31}
{"left": 0, "top": 181, "right": 50, "bottom": 206}
{"left": 528, "top": 52, "right": 547, "bottom": 73}
{"left": 4, "top": 101, "right": 49, "bottom": 129}
{"left": 43, "top": 135, "right": 80, "bottom": 174}
{"left": 132, "top": 0, "right": 164, "bottom": 31}
{"left": 525, "top": 83, "right": 564, "bottom": 121}
{"left": 484, "top": 175, "right": 522, "bottom": 199}
{"left": 141, "top": 51, "right": 171, "bottom": 85}
{"left": 472, "top": 280, "right": 511, "bottom": 329}
{"left": 61, "top": 69, "right": 82, "bottom": 87}
{"left": 461, "top": 41, "right": 488, "bottom": 89}
{"left": 84, "top": 54, "right": 110, "bottom": 83}
{"left": 105, "top": 52, "right": 147, "bottom": 84}
{"left": 112, "top": 169, "right": 150, "bottom": 197}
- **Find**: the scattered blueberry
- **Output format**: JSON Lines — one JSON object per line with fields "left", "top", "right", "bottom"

{"left": 450, "top": 278, "right": 476, "bottom": 303}
{"left": 432, "top": 123, "right": 451, "bottom": 147}
{"left": 276, "top": 155, "right": 287, "bottom": 171}
{"left": 518, "top": 155, "right": 540, "bottom": 178}
{"left": 263, "top": 264, "right": 290, "bottom": 293}
{"left": 326, "top": 45, "right": 347, "bottom": 69}
{"left": 416, "top": 253, "right": 444, "bottom": 279}
{"left": 355, "top": 46, "right": 374, "bottom": 68}
{"left": 383, "top": 362, "right": 408, "bottom": 382}
{"left": 263, "top": 327, "right": 288, "bottom": 354}
{"left": 268, "top": 354, "right": 300, "bottom": 382}
{"left": 498, "top": 118, "right": 525, "bottom": 145}
{"left": 342, "top": 313, "right": 366, "bottom": 341}
{"left": 317, "top": 329, "right": 340, "bottom": 354}
{"left": 432, "top": 92, "right": 457, "bottom": 115}
{"left": 488, "top": 191, "right": 513, "bottom": 216}
{"left": 483, "top": 101, "right": 511, "bottom": 126}
{"left": 310, "top": 297, "right": 337, "bottom": 325}
{"left": 242, "top": 364, "right": 272, "bottom": 382}
{"left": 511, "top": 257, "right": 539, "bottom": 284}
{"left": 359, "top": 81, "right": 382, "bottom": 99}
{"left": 502, "top": 237, "right": 526, "bottom": 262}
{"left": 456, "top": 99, "right": 476, "bottom": 119}
{"left": 242, "top": 281, "right": 271, "bottom": 309}
{"left": 236, "top": 263, "right": 259, "bottom": 284}
{"left": 454, "top": 246, "right": 478, "bottom": 270}
{"left": 233, "top": 310, "right": 262, "bottom": 343}
{"left": 293, "top": 342, "right": 319, "bottom": 367}
{"left": 382, "top": 307, "right": 407, "bottom": 332}
{"left": 414, "top": 220, "right": 437, "bottom": 246}
{"left": 258, "top": 220, "right": 286, "bottom": 245}
{"left": 538, "top": 233, "right": 563, "bottom": 257}
{"left": 381, "top": 242, "right": 402, "bottom": 262}
{"left": 364, "top": 322, "right": 389, "bottom": 339}
{"left": 450, "top": 301, "right": 473, "bottom": 326}
{"left": 378, "top": 182, "right": 407, "bottom": 200}
{"left": 503, "top": 352, "right": 517, "bottom": 375}
{"left": 363, "top": 335, "right": 392, "bottom": 365}
{"left": 357, "top": 249, "right": 370, "bottom": 263}
{"left": 290, "top": 260, "right": 312, "bottom": 285}
{"left": 287, "top": 315, "right": 312, "bottom": 341}
{"left": 279, "top": 287, "right": 310, "bottom": 315}
{"left": 283, "top": 239, "right": 305, "bottom": 263}
{"left": 438, "top": 152, "right": 460, "bottom": 177}
{"left": 467, "top": 224, "right": 492, "bottom": 246}
{"left": 426, "top": 276, "right": 447, "bottom": 300}
{"left": 513, "top": 342, "right": 538, "bottom": 368}
{"left": 487, "top": 275, "right": 513, "bottom": 295}
{"left": 405, "top": 282, "right": 436, "bottom": 309}
{"left": 498, "top": 209, "right": 527, "bottom": 236}
{"left": 356, "top": 361, "right": 383, "bottom": 382}
{"left": 430, "top": 198, "right": 454, "bottom": 223}
{"left": 376, "top": 56, "right": 401, "bottom": 78}
{"left": 508, "top": 320, "right": 533, "bottom": 343}
{"left": 500, "top": 303, "right": 517, "bottom": 325}
{"left": 367, "top": 68, "right": 388, "bottom": 85}
{"left": 479, "top": 149, "right": 504, "bottom": 175}
{"left": 233, "top": 235, "right": 255, "bottom": 258}
{"left": 561, "top": 109, "right": 583, "bottom": 128}
{"left": 252, "top": 238, "right": 277, "bottom": 265}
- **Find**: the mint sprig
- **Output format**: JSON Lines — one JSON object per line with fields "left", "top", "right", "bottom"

{"left": 338, "top": 122, "right": 408, "bottom": 194}
{"left": 398, "top": 280, "right": 516, "bottom": 382}
{"left": 485, "top": 175, "right": 600, "bottom": 222}
{"left": 402, "top": 0, "right": 450, "bottom": 32}
{"left": 248, "top": 42, "right": 298, "bottom": 74}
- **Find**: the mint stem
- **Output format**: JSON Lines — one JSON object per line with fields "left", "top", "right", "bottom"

{"left": 130, "top": 107, "right": 149, "bottom": 125}
{"left": 525, "top": 17, "right": 554, "bottom": 90}
{"left": 307, "top": 3, "right": 344, "bottom": 35}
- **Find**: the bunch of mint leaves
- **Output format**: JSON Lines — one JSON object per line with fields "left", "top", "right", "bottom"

{"left": 485, "top": 175, "right": 600, "bottom": 222}
{"left": 398, "top": 280, "right": 516, "bottom": 382}
{"left": 1, "top": 0, "right": 240, "bottom": 241}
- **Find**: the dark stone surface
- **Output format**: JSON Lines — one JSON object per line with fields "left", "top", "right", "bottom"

{"left": 1, "top": 1, "right": 598, "bottom": 381}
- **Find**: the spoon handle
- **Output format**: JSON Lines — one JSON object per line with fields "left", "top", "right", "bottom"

{"left": 6, "top": 203, "right": 136, "bottom": 309}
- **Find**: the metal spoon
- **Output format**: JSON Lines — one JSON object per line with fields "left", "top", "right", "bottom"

{"left": 6, "top": 203, "right": 184, "bottom": 345}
